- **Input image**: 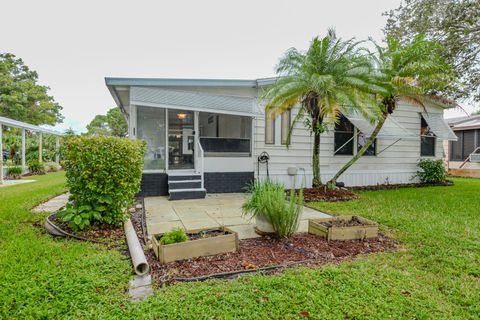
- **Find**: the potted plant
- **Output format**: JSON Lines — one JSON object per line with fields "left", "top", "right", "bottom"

{"left": 242, "top": 180, "right": 303, "bottom": 237}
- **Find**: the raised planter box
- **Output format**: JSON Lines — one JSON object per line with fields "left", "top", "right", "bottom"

{"left": 308, "top": 215, "right": 378, "bottom": 241}
{"left": 152, "top": 227, "right": 239, "bottom": 264}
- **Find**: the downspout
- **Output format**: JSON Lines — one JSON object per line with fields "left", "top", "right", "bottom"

{"left": 124, "top": 218, "right": 149, "bottom": 276}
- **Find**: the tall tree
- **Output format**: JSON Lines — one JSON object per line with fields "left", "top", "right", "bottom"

{"left": 86, "top": 107, "right": 127, "bottom": 137}
{"left": 384, "top": 0, "right": 480, "bottom": 101}
{"left": 327, "top": 35, "right": 455, "bottom": 187}
{"left": 0, "top": 53, "right": 63, "bottom": 125}
{"left": 264, "top": 29, "right": 383, "bottom": 187}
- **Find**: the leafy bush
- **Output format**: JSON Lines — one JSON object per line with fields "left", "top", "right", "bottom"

{"left": 27, "top": 160, "right": 46, "bottom": 175}
{"left": 160, "top": 228, "right": 188, "bottom": 245}
{"left": 416, "top": 158, "right": 447, "bottom": 183}
{"left": 44, "top": 161, "right": 61, "bottom": 172}
{"left": 242, "top": 180, "right": 303, "bottom": 238}
{"left": 58, "top": 136, "right": 146, "bottom": 230}
{"left": 6, "top": 166, "right": 22, "bottom": 179}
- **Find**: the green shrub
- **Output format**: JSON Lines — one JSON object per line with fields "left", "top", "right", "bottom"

{"left": 58, "top": 136, "right": 146, "bottom": 230}
{"left": 27, "top": 160, "right": 46, "bottom": 175}
{"left": 242, "top": 180, "right": 303, "bottom": 238}
{"left": 160, "top": 228, "right": 188, "bottom": 245}
{"left": 6, "top": 166, "right": 22, "bottom": 179}
{"left": 44, "top": 161, "right": 61, "bottom": 172}
{"left": 416, "top": 158, "right": 447, "bottom": 183}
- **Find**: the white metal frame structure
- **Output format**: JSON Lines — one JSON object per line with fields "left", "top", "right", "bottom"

{"left": 0, "top": 116, "right": 63, "bottom": 185}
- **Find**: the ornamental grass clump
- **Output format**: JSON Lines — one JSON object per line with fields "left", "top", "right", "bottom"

{"left": 59, "top": 136, "right": 146, "bottom": 230}
{"left": 242, "top": 180, "right": 303, "bottom": 238}
{"left": 6, "top": 166, "right": 22, "bottom": 179}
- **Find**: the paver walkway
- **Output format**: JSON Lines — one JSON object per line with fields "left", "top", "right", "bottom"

{"left": 144, "top": 193, "right": 330, "bottom": 240}
{"left": 32, "top": 193, "right": 69, "bottom": 213}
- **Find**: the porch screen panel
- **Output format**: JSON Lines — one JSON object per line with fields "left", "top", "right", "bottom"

{"left": 136, "top": 106, "right": 166, "bottom": 170}
{"left": 199, "top": 113, "right": 251, "bottom": 154}
{"left": 450, "top": 131, "right": 463, "bottom": 161}
{"left": 462, "top": 130, "right": 475, "bottom": 159}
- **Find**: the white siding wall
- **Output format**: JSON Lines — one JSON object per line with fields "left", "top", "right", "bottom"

{"left": 254, "top": 101, "right": 446, "bottom": 188}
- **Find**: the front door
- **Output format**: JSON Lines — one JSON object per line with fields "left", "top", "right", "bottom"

{"left": 168, "top": 110, "right": 195, "bottom": 170}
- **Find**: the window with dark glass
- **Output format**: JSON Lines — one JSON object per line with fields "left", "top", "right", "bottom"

{"left": 420, "top": 115, "right": 436, "bottom": 156}
{"left": 334, "top": 115, "right": 354, "bottom": 155}
{"left": 357, "top": 132, "right": 376, "bottom": 155}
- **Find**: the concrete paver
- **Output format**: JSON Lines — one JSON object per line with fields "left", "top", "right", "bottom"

{"left": 144, "top": 193, "right": 330, "bottom": 239}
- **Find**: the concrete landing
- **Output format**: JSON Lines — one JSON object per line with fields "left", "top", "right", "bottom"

{"left": 144, "top": 193, "right": 330, "bottom": 240}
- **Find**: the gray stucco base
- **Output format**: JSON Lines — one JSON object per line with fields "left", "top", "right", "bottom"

{"left": 137, "top": 173, "right": 168, "bottom": 197}
{"left": 137, "top": 172, "right": 254, "bottom": 196}
{"left": 204, "top": 172, "right": 254, "bottom": 193}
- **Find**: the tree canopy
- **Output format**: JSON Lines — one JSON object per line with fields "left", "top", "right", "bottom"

{"left": 0, "top": 53, "right": 63, "bottom": 125}
{"left": 86, "top": 107, "right": 128, "bottom": 137}
{"left": 263, "top": 29, "right": 382, "bottom": 187}
{"left": 384, "top": 0, "right": 480, "bottom": 102}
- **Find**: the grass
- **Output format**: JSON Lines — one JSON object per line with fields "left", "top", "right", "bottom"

{"left": 1, "top": 174, "right": 479, "bottom": 319}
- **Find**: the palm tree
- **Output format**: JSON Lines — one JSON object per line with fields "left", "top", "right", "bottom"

{"left": 263, "top": 29, "right": 383, "bottom": 187}
{"left": 327, "top": 35, "right": 456, "bottom": 187}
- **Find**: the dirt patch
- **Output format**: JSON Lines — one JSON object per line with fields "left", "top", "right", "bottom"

{"left": 145, "top": 233, "right": 397, "bottom": 284}
{"left": 319, "top": 216, "right": 369, "bottom": 228}
{"left": 295, "top": 187, "right": 358, "bottom": 202}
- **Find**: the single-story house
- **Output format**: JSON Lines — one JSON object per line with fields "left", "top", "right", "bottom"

{"left": 105, "top": 77, "right": 457, "bottom": 199}
{"left": 444, "top": 115, "right": 480, "bottom": 170}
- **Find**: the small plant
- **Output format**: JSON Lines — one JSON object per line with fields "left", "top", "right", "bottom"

{"left": 160, "top": 228, "right": 188, "bottom": 245}
{"left": 44, "top": 161, "right": 61, "bottom": 172}
{"left": 415, "top": 158, "right": 447, "bottom": 183}
{"left": 27, "top": 160, "right": 46, "bottom": 175}
{"left": 242, "top": 180, "right": 303, "bottom": 238}
{"left": 6, "top": 166, "right": 22, "bottom": 179}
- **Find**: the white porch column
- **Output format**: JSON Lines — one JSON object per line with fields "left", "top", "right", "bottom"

{"left": 0, "top": 124, "right": 3, "bottom": 184}
{"left": 194, "top": 111, "right": 199, "bottom": 173}
{"left": 38, "top": 132, "right": 43, "bottom": 163}
{"left": 22, "top": 129, "right": 26, "bottom": 172}
{"left": 55, "top": 136, "right": 60, "bottom": 163}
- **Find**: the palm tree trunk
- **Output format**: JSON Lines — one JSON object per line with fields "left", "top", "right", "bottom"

{"left": 312, "top": 131, "right": 322, "bottom": 187}
{"left": 327, "top": 113, "right": 388, "bottom": 188}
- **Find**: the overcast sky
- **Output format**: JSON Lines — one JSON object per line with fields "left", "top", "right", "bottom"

{"left": 1, "top": 0, "right": 472, "bottom": 133}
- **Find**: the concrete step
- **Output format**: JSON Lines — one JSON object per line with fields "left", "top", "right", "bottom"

{"left": 169, "top": 188, "right": 207, "bottom": 200}
{"left": 168, "top": 174, "right": 202, "bottom": 181}
{"left": 168, "top": 180, "right": 202, "bottom": 190}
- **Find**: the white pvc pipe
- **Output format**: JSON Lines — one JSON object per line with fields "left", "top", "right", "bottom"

{"left": 123, "top": 218, "right": 149, "bottom": 276}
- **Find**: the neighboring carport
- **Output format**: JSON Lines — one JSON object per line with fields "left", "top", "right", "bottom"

{"left": 0, "top": 115, "right": 63, "bottom": 184}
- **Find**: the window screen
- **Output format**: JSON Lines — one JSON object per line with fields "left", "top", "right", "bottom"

{"left": 450, "top": 131, "right": 463, "bottom": 161}
{"left": 334, "top": 115, "right": 354, "bottom": 155}
{"left": 265, "top": 111, "right": 275, "bottom": 144}
{"left": 281, "top": 110, "right": 291, "bottom": 145}
{"left": 421, "top": 115, "right": 436, "bottom": 156}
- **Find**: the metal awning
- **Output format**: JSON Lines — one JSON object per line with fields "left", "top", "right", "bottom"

{"left": 130, "top": 87, "right": 262, "bottom": 117}
{"left": 344, "top": 111, "right": 418, "bottom": 140}
{"left": 0, "top": 116, "right": 63, "bottom": 136}
{"left": 421, "top": 113, "right": 457, "bottom": 141}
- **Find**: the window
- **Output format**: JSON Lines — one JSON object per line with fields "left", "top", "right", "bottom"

{"left": 265, "top": 111, "right": 275, "bottom": 144}
{"left": 450, "top": 129, "right": 479, "bottom": 161}
{"left": 199, "top": 113, "right": 251, "bottom": 155}
{"left": 136, "top": 106, "right": 166, "bottom": 170}
{"left": 420, "top": 115, "right": 436, "bottom": 156}
{"left": 334, "top": 115, "right": 354, "bottom": 155}
{"left": 281, "top": 110, "right": 291, "bottom": 145}
{"left": 357, "top": 132, "right": 376, "bottom": 155}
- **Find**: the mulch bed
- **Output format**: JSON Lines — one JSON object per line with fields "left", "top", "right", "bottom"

{"left": 145, "top": 233, "right": 397, "bottom": 284}
{"left": 47, "top": 213, "right": 126, "bottom": 248}
{"left": 296, "top": 187, "right": 358, "bottom": 202}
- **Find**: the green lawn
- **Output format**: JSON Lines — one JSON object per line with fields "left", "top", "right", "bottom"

{"left": 1, "top": 174, "right": 479, "bottom": 319}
